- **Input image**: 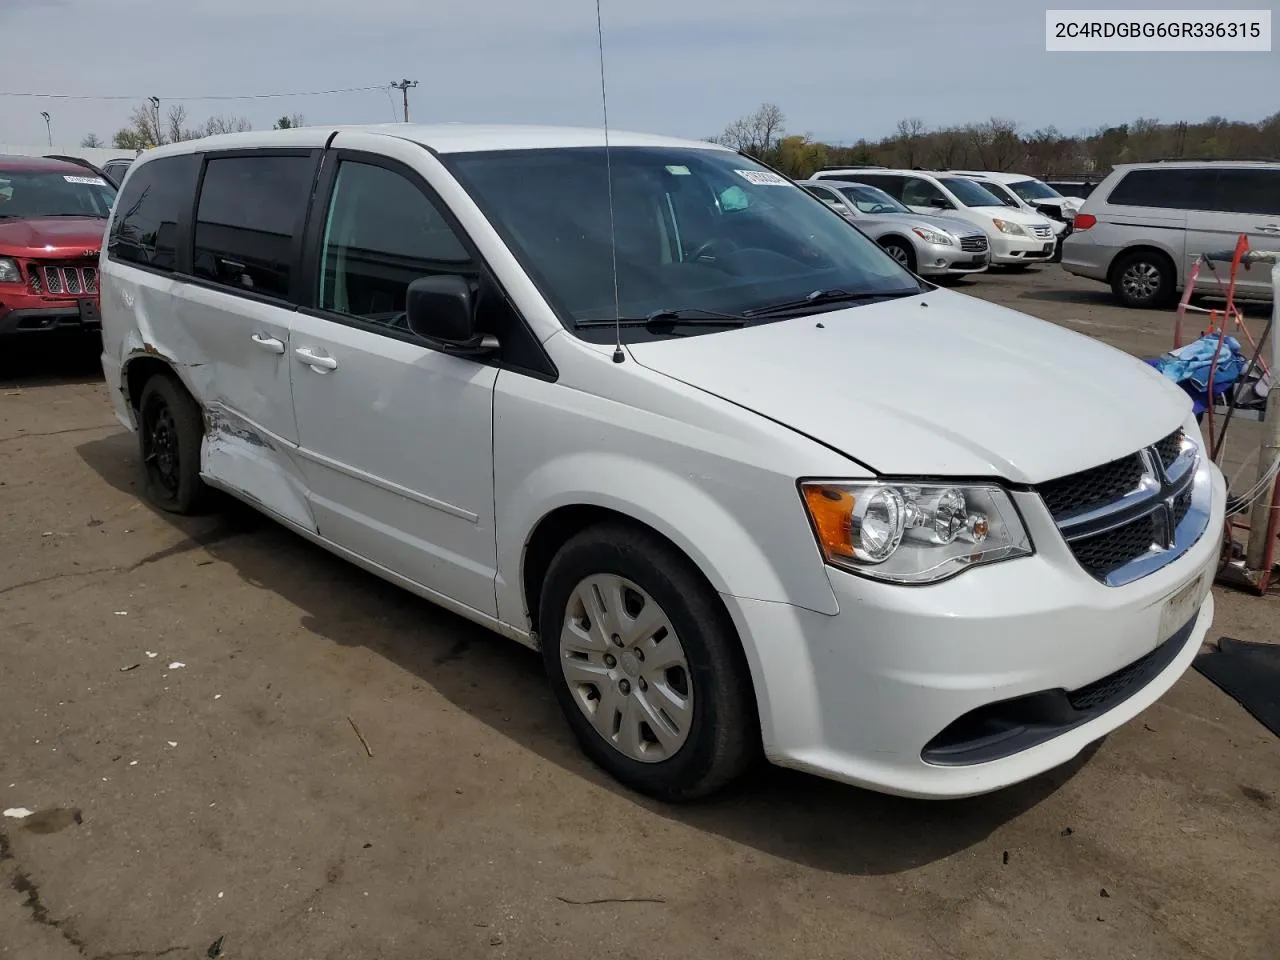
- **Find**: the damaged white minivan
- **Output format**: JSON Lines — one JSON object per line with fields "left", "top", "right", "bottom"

{"left": 99, "top": 125, "right": 1223, "bottom": 802}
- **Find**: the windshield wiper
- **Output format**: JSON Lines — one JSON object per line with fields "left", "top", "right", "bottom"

{"left": 36, "top": 212, "right": 106, "bottom": 218}
{"left": 742, "top": 287, "right": 918, "bottom": 318}
{"left": 575, "top": 307, "right": 747, "bottom": 331}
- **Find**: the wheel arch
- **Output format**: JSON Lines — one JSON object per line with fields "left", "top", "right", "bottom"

{"left": 1106, "top": 244, "right": 1179, "bottom": 286}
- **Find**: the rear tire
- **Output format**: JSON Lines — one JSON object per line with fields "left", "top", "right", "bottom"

{"left": 138, "top": 374, "right": 212, "bottom": 515}
{"left": 539, "top": 523, "right": 757, "bottom": 801}
{"left": 1111, "top": 250, "right": 1176, "bottom": 309}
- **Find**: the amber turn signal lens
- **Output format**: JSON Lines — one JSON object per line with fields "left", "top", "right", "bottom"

{"left": 802, "top": 484, "right": 856, "bottom": 560}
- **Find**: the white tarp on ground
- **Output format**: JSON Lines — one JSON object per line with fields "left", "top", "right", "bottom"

{"left": 0, "top": 143, "right": 137, "bottom": 165}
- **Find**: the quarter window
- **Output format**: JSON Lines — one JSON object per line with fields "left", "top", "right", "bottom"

{"left": 107, "top": 154, "right": 199, "bottom": 271}
{"left": 318, "top": 161, "right": 472, "bottom": 326}
{"left": 192, "top": 154, "right": 314, "bottom": 299}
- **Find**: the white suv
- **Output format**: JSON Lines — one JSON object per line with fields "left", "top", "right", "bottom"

{"left": 814, "top": 168, "right": 1058, "bottom": 268}
{"left": 99, "top": 126, "right": 1222, "bottom": 801}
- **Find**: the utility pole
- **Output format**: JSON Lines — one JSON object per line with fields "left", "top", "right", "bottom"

{"left": 390, "top": 79, "right": 417, "bottom": 122}
{"left": 148, "top": 96, "right": 161, "bottom": 146}
{"left": 40, "top": 111, "right": 51, "bottom": 147}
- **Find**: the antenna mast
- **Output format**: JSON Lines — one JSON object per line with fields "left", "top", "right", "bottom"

{"left": 594, "top": 0, "right": 624, "bottom": 363}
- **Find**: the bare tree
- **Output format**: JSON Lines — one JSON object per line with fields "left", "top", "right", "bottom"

{"left": 203, "top": 115, "right": 253, "bottom": 136}
{"left": 165, "top": 104, "right": 190, "bottom": 145}
{"left": 273, "top": 113, "right": 306, "bottom": 130}
{"left": 894, "top": 117, "right": 926, "bottom": 167}
{"left": 715, "top": 103, "right": 786, "bottom": 160}
{"left": 966, "top": 117, "right": 1022, "bottom": 170}
{"left": 79, "top": 133, "right": 104, "bottom": 148}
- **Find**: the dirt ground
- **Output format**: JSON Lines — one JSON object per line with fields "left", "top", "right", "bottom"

{"left": 2, "top": 268, "right": 1278, "bottom": 960}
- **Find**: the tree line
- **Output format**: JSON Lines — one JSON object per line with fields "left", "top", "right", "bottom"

{"left": 79, "top": 107, "right": 306, "bottom": 151}
{"left": 711, "top": 103, "right": 1280, "bottom": 180}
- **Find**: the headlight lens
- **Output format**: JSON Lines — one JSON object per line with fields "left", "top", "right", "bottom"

{"left": 0, "top": 257, "right": 21, "bottom": 283}
{"left": 801, "top": 481, "right": 1033, "bottom": 584}
{"left": 911, "top": 227, "right": 954, "bottom": 246}
{"left": 992, "top": 219, "right": 1026, "bottom": 236}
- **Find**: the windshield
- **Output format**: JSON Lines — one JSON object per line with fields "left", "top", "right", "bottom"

{"left": 0, "top": 168, "right": 115, "bottom": 219}
{"left": 445, "top": 147, "right": 918, "bottom": 339}
{"left": 834, "top": 183, "right": 911, "bottom": 215}
{"left": 1008, "top": 178, "right": 1062, "bottom": 202}
{"left": 974, "top": 180, "right": 1020, "bottom": 208}
{"left": 937, "top": 177, "right": 1006, "bottom": 208}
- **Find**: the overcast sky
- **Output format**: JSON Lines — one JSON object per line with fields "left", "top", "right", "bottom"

{"left": 1, "top": 0, "right": 1276, "bottom": 149}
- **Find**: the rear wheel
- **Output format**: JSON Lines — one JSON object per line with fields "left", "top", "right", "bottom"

{"left": 138, "top": 374, "right": 211, "bottom": 514}
{"left": 1111, "top": 250, "right": 1175, "bottom": 309}
{"left": 539, "top": 523, "right": 757, "bottom": 801}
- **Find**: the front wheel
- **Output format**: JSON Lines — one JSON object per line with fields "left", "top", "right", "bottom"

{"left": 880, "top": 238, "right": 916, "bottom": 273}
{"left": 539, "top": 523, "right": 757, "bottom": 801}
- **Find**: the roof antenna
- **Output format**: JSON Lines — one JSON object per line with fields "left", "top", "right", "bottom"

{"left": 594, "top": 0, "right": 624, "bottom": 364}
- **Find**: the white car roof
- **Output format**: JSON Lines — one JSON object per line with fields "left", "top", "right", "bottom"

{"left": 139, "top": 124, "right": 733, "bottom": 159}
{"left": 945, "top": 171, "right": 1042, "bottom": 184}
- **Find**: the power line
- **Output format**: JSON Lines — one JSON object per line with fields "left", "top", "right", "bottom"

{"left": 0, "top": 84, "right": 388, "bottom": 102}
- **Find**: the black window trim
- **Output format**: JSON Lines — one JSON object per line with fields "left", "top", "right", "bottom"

{"left": 182, "top": 147, "right": 324, "bottom": 308}
{"left": 297, "top": 147, "right": 557, "bottom": 383}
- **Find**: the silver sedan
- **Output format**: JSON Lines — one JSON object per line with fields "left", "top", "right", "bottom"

{"left": 801, "top": 179, "right": 990, "bottom": 279}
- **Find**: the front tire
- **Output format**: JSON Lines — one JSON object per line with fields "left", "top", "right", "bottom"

{"left": 539, "top": 523, "right": 757, "bottom": 801}
{"left": 1111, "top": 250, "right": 1175, "bottom": 309}
{"left": 138, "top": 374, "right": 212, "bottom": 514}
{"left": 880, "top": 238, "right": 917, "bottom": 273}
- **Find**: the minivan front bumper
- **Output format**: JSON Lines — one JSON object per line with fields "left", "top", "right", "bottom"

{"left": 722, "top": 465, "right": 1224, "bottom": 799}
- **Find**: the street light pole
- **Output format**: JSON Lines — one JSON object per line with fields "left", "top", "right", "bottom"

{"left": 390, "top": 79, "right": 418, "bottom": 122}
{"left": 40, "top": 111, "right": 51, "bottom": 147}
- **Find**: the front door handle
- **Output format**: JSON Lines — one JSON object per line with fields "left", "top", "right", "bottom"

{"left": 294, "top": 346, "right": 338, "bottom": 371}
{"left": 250, "top": 333, "right": 285, "bottom": 354}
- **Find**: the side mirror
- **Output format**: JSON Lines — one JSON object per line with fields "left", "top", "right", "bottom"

{"left": 405, "top": 275, "right": 498, "bottom": 356}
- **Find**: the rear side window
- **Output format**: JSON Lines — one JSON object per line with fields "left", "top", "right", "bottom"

{"left": 107, "top": 154, "right": 199, "bottom": 271}
{"left": 1212, "top": 169, "right": 1280, "bottom": 216}
{"left": 1106, "top": 168, "right": 1217, "bottom": 210}
{"left": 851, "top": 175, "right": 905, "bottom": 199}
{"left": 193, "top": 154, "right": 315, "bottom": 299}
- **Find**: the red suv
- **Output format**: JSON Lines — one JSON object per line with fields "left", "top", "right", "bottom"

{"left": 0, "top": 154, "right": 117, "bottom": 336}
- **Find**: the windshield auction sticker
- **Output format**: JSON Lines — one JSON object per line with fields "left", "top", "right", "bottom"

{"left": 63, "top": 175, "right": 108, "bottom": 185}
{"left": 735, "top": 170, "right": 790, "bottom": 186}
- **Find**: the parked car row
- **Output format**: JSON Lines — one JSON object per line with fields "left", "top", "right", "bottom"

{"left": 90, "top": 124, "right": 1222, "bottom": 804}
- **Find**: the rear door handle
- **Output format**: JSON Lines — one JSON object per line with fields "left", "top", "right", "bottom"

{"left": 250, "top": 333, "right": 285, "bottom": 354}
{"left": 1256, "top": 224, "right": 1280, "bottom": 234}
{"left": 294, "top": 346, "right": 338, "bottom": 371}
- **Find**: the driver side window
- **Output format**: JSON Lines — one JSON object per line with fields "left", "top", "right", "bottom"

{"left": 318, "top": 161, "right": 472, "bottom": 327}
{"left": 902, "top": 179, "right": 947, "bottom": 208}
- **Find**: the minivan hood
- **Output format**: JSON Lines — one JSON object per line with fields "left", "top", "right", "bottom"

{"left": 0, "top": 216, "right": 107, "bottom": 256}
{"left": 627, "top": 289, "right": 1187, "bottom": 484}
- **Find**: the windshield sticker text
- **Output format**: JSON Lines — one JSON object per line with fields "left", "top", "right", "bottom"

{"left": 734, "top": 170, "right": 789, "bottom": 186}
{"left": 64, "top": 175, "right": 107, "bottom": 185}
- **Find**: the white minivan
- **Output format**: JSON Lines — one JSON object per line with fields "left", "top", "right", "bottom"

{"left": 99, "top": 125, "right": 1222, "bottom": 802}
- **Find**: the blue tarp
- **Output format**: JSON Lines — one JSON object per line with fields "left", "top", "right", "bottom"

{"left": 1147, "top": 334, "right": 1247, "bottom": 414}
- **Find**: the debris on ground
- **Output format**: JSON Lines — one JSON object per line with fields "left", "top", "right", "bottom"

{"left": 119, "top": 663, "right": 139, "bottom": 672}
{"left": 207, "top": 935, "right": 225, "bottom": 958}
{"left": 169, "top": 661, "right": 186, "bottom": 670}
{"left": 555, "top": 895, "right": 667, "bottom": 905}
{"left": 1060, "top": 827, "right": 1074, "bottom": 837}
{"left": 347, "top": 717, "right": 373, "bottom": 758}
{"left": 3, "top": 807, "right": 34, "bottom": 819}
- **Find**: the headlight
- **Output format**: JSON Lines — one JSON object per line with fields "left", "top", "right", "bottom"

{"left": 800, "top": 480, "right": 1033, "bottom": 584}
{"left": 992, "top": 219, "right": 1026, "bottom": 236}
{"left": 911, "top": 227, "right": 954, "bottom": 246}
{"left": 0, "top": 257, "right": 21, "bottom": 284}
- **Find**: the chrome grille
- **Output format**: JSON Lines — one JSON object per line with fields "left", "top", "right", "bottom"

{"left": 960, "top": 235, "right": 988, "bottom": 253}
{"left": 1032, "top": 225, "right": 1053, "bottom": 239}
{"left": 1036, "top": 428, "right": 1206, "bottom": 586}
{"left": 39, "top": 263, "right": 96, "bottom": 298}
